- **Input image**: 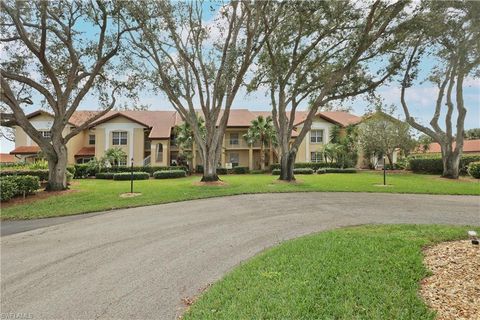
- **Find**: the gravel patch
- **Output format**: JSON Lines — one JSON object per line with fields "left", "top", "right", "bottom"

{"left": 420, "top": 240, "right": 480, "bottom": 320}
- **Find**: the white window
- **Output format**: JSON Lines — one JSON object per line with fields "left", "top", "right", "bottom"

{"left": 229, "top": 133, "right": 239, "bottom": 145}
{"left": 229, "top": 153, "right": 239, "bottom": 166}
{"left": 119, "top": 156, "right": 127, "bottom": 166}
{"left": 310, "top": 130, "right": 324, "bottom": 143}
{"left": 311, "top": 152, "right": 323, "bottom": 163}
{"left": 40, "top": 130, "right": 51, "bottom": 138}
{"left": 112, "top": 131, "right": 127, "bottom": 145}
{"left": 156, "top": 143, "right": 163, "bottom": 162}
{"left": 89, "top": 134, "right": 95, "bottom": 145}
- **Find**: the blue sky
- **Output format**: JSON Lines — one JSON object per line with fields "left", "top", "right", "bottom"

{"left": 1, "top": 2, "right": 479, "bottom": 153}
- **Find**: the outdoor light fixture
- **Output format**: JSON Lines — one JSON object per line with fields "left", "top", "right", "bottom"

{"left": 130, "top": 157, "right": 134, "bottom": 193}
{"left": 383, "top": 155, "right": 386, "bottom": 185}
{"left": 468, "top": 230, "right": 479, "bottom": 245}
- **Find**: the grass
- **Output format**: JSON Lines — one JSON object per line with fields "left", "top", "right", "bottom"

{"left": 1, "top": 171, "right": 478, "bottom": 220}
{"left": 183, "top": 224, "right": 478, "bottom": 320}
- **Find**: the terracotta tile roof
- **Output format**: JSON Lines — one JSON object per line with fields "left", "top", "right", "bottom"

{"left": 319, "top": 111, "right": 362, "bottom": 126}
{"left": 74, "top": 147, "right": 95, "bottom": 157}
{"left": 69, "top": 111, "right": 102, "bottom": 127}
{"left": 0, "top": 153, "right": 16, "bottom": 163}
{"left": 10, "top": 146, "right": 41, "bottom": 155}
{"left": 419, "top": 139, "right": 480, "bottom": 154}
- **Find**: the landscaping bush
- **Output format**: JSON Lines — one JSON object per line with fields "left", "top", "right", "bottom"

{"left": 0, "top": 169, "right": 49, "bottom": 181}
{"left": 11, "top": 175, "right": 40, "bottom": 195}
{"left": 66, "top": 171, "right": 73, "bottom": 184}
{"left": 95, "top": 172, "right": 115, "bottom": 179}
{"left": 409, "top": 155, "right": 480, "bottom": 175}
{"left": 272, "top": 169, "right": 281, "bottom": 175}
{"left": 0, "top": 178, "right": 17, "bottom": 201}
{"left": 196, "top": 165, "right": 204, "bottom": 173}
{"left": 270, "top": 162, "right": 342, "bottom": 171}
{"left": 467, "top": 161, "right": 480, "bottom": 179}
{"left": 317, "top": 168, "right": 326, "bottom": 174}
{"left": 66, "top": 166, "right": 76, "bottom": 177}
{"left": 153, "top": 170, "right": 187, "bottom": 179}
{"left": 113, "top": 172, "right": 150, "bottom": 180}
{"left": 0, "top": 175, "right": 40, "bottom": 201}
{"left": 293, "top": 168, "right": 314, "bottom": 174}
{"left": 250, "top": 169, "right": 267, "bottom": 174}
{"left": 324, "top": 168, "right": 357, "bottom": 173}
{"left": 217, "top": 167, "right": 228, "bottom": 175}
{"left": 233, "top": 166, "right": 249, "bottom": 174}
{"left": 74, "top": 164, "right": 97, "bottom": 178}
{"left": 103, "top": 166, "right": 188, "bottom": 176}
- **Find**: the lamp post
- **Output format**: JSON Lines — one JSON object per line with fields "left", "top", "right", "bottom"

{"left": 130, "top": 157, "right": 134, "bottom": 193}
{"left": 383, "top": 155, "right": 386, "bottom": 185}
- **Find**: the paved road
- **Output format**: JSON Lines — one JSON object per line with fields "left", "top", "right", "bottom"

{"left": 1, "top": 193, "right": 479, "bottom": 320}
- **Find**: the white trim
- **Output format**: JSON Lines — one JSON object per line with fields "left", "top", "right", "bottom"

{"left": 97, "top": 122, "right": 145, "bottom": 165}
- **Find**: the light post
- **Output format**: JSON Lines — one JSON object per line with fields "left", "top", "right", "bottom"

{"left": 383, "top": 155, "right": 386, "bottom": 185}
{"left": 130, "top": 157, "right": 134, "bottom": 193}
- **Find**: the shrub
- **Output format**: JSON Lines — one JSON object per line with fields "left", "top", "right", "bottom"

{"left": 113, "top": 172, "right": 150, "bottom": 180}
{"left": 0, "top": 169, "right": 49, "bottom": 181}
{"left": 102, "top": 166, "right": 188, "bottom": 176}
{"left": 233, "top": 166, "right": 249, "bottom": 174}
{"left": 11, "top": 175, "right": 40, "bottom": 195}
{"left": 468, "top": 161, "right": 480, "bottom": 179}
{"left": 293, "top": 168, "right": 314, "bottom": 174}
{"left": 66, "top": 171, "right": 73, "bottom": 184}
{"left": 66, "top": 166, "right": 76, "bottom": 177}
{"left": 270, "top": 162, "right": 342, "bottom": 171}
{"left": 74, "top": 164, "right": 96, "bottom": 178}
{"left": 250, "top": 169, "right": 267, "bottom": 174}
{"left": 153, "top": 170, "right": 187, "bottom": 179}
{"left": 324, "top": 168, "right": 357, "bottom": 173}
{"left": 216, "top": 167, "right": 228, "bottom": 175}
{"left": 196, "top": 165, "right": 204, "bottom": 173}
{"left": 0, "top": 178, "right": 16, "bottom": 201}
{"left": 317, "top": 169, "right": 326, "bottom": 174}
{"left": 409, "top": 155, "right": 480, "bottom": 175}
{"left": 272, "top": 169, "right": 281, "bottom": 175}
{"left": 95, "top": 172, "right": 115, "bottom": 179}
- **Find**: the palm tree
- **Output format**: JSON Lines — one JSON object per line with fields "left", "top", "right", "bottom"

{"left": 103, "top": 147, "right": 127, "bottom": 167}
{"left": 243, "top": 116, "right": 277, "bottom": 170}
{"left": 175, "top": 115, "right": 206, "bottom": 170}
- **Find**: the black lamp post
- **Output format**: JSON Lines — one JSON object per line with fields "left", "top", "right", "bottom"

{"left": 383, "top": 155, "right": 386, "bottom": 185}
{"left": 130, "top": 157, "right": 134, "bottom": 193}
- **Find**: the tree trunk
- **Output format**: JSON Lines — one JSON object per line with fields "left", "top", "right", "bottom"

{"left": 260, "top": 144, "right": 265, "bottom": 171}
{"left": 46, "top": 145, "right": 68, "bottom": 191}
{"left": 387, "top": 153, "right": 394, "bottom": 167}
{"left": 279, "top": 151, "right": 296, "bottom": 181}
{"left": 201, "top": 150, "right": 220, "bottom": 182}
{"left": 441, "top": 147, "right": 461, "bottom": 179}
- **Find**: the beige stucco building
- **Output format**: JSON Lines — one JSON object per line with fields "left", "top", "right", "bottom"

{"left": 8, "top": 109, "right": 361, "bottom": 170}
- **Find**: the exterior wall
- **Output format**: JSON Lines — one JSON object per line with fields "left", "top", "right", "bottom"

{"left": 95, "top": 116, "right": 146, "bottom": 166}
{"left": 295, "top": 116, "right": 335, "bottom": 163}
{"left": 225, "top": 150, "right": 249, "bottom": 167}
{"left": 66, "top": 129, "right": 86, "bottom": 164}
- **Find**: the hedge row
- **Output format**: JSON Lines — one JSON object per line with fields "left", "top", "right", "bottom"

{"left": 195, "top": 165, "right": 250, "bottom": 174}
{"left": 409, "top": 155, "right": 480, "bottom": 175}
{"left": 95, "top": 172, "right": 115, "bottom": 179}
{"left": 272, "top": 168, "right": 357, "bottom": 175}
{"left": 0, "top": 167, "right": 75, "bottom": 181}
{"left": 112, "top": 172, "right": 150, "bottom": 180}
{"left": 75, "top": 164, "right": 188, "bottom": 178}
{"left": 468, "top": 162, "right": 480, "bottom": 179}
{"left": 0, "top": 175, "right": 40, "bottom": 201}
{"left": 317, "top": 168, "right": 357, "bottom": 174}
{"left": 270, "top": 162, "right": 343, "bottom": 171}
{"left": 153, "top": 170, "right": 186, "bottom": 179}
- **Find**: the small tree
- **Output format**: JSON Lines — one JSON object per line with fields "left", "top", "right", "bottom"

{"left": 103, "top": 147, "right": 127, "bottom": 168}
{"left": 175, "top": 114, "right": 206, "bottom": 171}
{"left": 400, "top": 1, "right": 480, "bottom": 178}
{"left": 243, "top": 115, "right": 277, "bottom": 171}
{"left": 358, "top": 109, "right": 414, "bottom": 167}
{"left": 0, "top": 1, "right": 137, "bottom": 190}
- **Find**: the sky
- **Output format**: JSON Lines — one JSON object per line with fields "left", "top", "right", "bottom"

{"left": 1, "top": 2, "right": 479, "bottom": 153}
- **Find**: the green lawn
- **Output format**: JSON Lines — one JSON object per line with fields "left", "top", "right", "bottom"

{"left": 183, "top": 224, "right": 477, "bottom": 320}
{"left": 1, "top": 172, "right": 478, "bottom": 220}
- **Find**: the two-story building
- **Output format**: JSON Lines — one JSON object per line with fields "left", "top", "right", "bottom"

{"left": 8, "top": 109, "right": 361, "bottom": 170}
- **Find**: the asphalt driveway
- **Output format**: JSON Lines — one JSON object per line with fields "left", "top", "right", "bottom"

{"left": 1, "top": 192, "right": 479, "bottom": 319}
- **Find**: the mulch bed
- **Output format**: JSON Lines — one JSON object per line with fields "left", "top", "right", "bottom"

{"left": 420, "top": 240, "right": 479, "bottom": 320}
{"left": 1, "top": 189, "right": 78, "bottom": 208}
